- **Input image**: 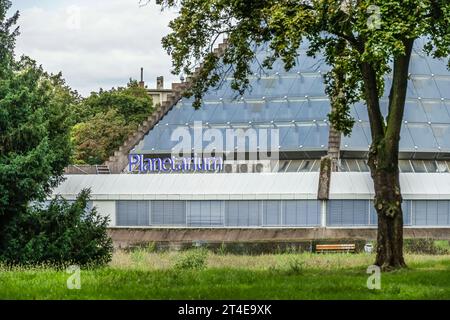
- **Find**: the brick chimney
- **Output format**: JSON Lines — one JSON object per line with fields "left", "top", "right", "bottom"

{"left": 139, "top": 67, "right": 145, "bottom": 88}
{"left": 156, "top": 76, "right": 164, "bottom": 90}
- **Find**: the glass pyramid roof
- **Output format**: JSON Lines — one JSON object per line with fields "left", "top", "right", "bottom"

{"left": 133, "top": 38, "right": 450, "bottom": 156}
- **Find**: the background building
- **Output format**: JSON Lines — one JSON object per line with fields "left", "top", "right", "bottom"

{"left": 54, "top": 38, "right": 450, "bottom": 242}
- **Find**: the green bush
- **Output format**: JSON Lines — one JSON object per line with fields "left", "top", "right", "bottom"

{"left": 174, "top": 249, "right": 208, "bottom": 271}
{"left": 0, "top": 189, "right": 113, "bottom": 267}
{"left": 403, "top": 239, "right": 449, "bottom": 255}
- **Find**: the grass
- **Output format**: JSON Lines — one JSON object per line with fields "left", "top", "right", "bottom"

{"left": 1, "top": 250, "right": 450, "bottom": 299}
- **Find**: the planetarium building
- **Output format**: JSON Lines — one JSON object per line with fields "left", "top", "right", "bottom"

{"left": 55, "top": 38, "right": 450, "bottom": 240}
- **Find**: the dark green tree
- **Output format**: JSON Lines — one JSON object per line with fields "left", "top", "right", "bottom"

{"left": 0, "top": 1, "right": 73, "bottom": 250}
{"left": 158, "top": 0, "right": 450, "bottom": 269}
{"left": 1, "top": 189, "right": 113, "bottom": 267}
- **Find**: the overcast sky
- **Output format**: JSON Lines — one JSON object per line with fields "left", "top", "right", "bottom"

{"left": 8, "top": 0, "right": 179, "bottom": 96}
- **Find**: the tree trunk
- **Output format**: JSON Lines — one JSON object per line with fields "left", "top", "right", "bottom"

{"left": 360, "top": 39, "right": 413, "bottom": 270}
{"left": 368, "top": 152, "right": 406, "bottom": 270}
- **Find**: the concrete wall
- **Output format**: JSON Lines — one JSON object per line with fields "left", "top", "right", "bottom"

{"left": 107, "top": 227, "right": 450, "bottom": 248}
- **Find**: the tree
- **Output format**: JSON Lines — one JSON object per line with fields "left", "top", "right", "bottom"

{"left": 158, "top": 0, "right": 450, "bottom": 269}
{"left": 0, "top": 1, "right": 73, "bottom": 250}
{"left": 71, "top": 80, "right": 153, "bottom": 125}
{"left": 1, "top": 189, "right": 113, "bottom": 267}
{"left": 68, "top": 80, "right": 153, "bottom": 164}
{"left": 71, "top": 109, "right": 134, "bottom": 165}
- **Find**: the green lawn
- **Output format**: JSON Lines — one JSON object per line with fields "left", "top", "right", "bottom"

{"left": 1, "top": 250, "right": 450, "bottom": 299}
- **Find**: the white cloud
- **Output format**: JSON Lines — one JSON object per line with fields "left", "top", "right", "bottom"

{"left": 13, "top": 0, "right": 179, "bottom": 95}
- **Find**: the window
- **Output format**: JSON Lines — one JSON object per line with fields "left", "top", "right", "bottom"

{"left": 187, "top": 201, "right": 224, "bottom": 226}
{"left": 399, "top": 160, "right": 414, "bottom": 173}
{"left": 411, "top": 160, "right": 427, "bottom": 173}
{"left": 152, "top": 201, "right": 186, "bottom": 225}
{"left": 116, "top": 201, "right": 149, "bottom": 226}
{"left": 328, "top": 200, "right": 369, "bottom": 226}
{"left": 413, "top": 200, "right": 450, "bottom": 226}
{"left": 225, "top": 201, "right": 262, "bottom": 226}
{"left": 282, "top": 200, "right": 320, "bottom": 226}
{"left": 263, "top": 201, "right": 281, "bottom": 226}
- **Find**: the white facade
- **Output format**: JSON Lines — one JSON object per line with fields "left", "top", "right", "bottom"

{"left": 53, "top": 172, "right": 450, "bottom": 228}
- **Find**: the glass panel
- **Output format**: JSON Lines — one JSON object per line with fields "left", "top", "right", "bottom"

{"left": 341, "top": 122, "right": 370, "bottom": 150}
{"left": 437, "top": 161, "right": 449, "bottom": 173}
{"left": 307, "top": 201, "right": 320, "bottom": 225}
{"left": 327, "top": 200, "right": 342, "bottom": 225}
{"left": 300, "top": 123, "right": 329, "bottom": 148}
{"left": 277, "top": 160, "right": 289, "bottom": 172}
{"left": 435, "top": 78, "right": 450, "bottom": 99}
{"left": 379, "top": 100, "right": 389, "bottom": 118}
{"left": 328, "top": 200, "right": 370, "bottom": 226}
{"left": 409, "top": 54, "right": 431, "bottom": 74}
{"left": 339, "top": 160, "right": 350, "bottom": 172}
{"left": 187, "top": 201, "right": 224, "bottom": 227}
{"left": 350, "top": 103, "right": 369, "bottom": 121}
{"left": 411, "top": 76, "right": 441, "bottom": 99}
{"left": 152, "top": 201, "right": 186, "bottom": 226}
{"left": 283, "top": 201, "right": 297, "bottom": 225}
{"left": 421, "top": 100, "right": 450, "bottom": 123}
{"left": 437, "top": 201, "right": 450, "bottom": 226}
{"left": 411, "top": 160, "right": 427, "bottom": 173}
{"left": 282, "top": 200, "right": 320, "bottom": 226}
{"left": 225, "top": 201, "right": 261, "bottom": 227}
{"left": 230, "top": 100, "right": 272, "bottom": 123}
{"left": 298, "top": 160, "right": 313, "bottom": 172}
{"left": 382, "top": 77, "right": 393, "bottom": 97}
{"left": 160, "top": 101, "right": 195, "bottom": 124}
{"left": 399, "top": 124, "right": 416, "bottom": 151}
{"left": 208, "top": 101, "right": 239, "bottom": 123}
{"left": 346, "top": 159, "right": 360, "bottom": 172}
{"left": 431, "top": 124, "right": 450, "bottom": 150}
{"left": 311, "top": 160, "right": 321, "bottom": 171}
{"left": 407, "top": 123, "right": 439, "bottom": 151}
{"left": 399, "top": 160, "right": 413, "bottom": 173}
{"left": 273, "top": 100, "right": 302, "bottom": 122}
{"left": 188, "top": 103, "right": 219, "bottom": 123}
{"left": 413, "top": 201, "right": 427, "bottom": 225}
{"left": 369, "top": 202, "right": 377, "bottom": 225}
{"left": 356, "top": 159, "right": 369, "bottom": 172}
{"left": 287, "top": 75, "right": 327, "bottom": 97}
{"left": 296, "top": 100, "right": 330, "bottom": 121}
{"left": 406, "top": 78, "right": 418, "bottom": 98}
{"left": 203, "top": 78, "right": 233, "bottom": 99}
{"left": 263, "top": 201, "right": 281, "bottom": 226}
{"left": 279, "top": 126, "right": 302, "bottom": 150}
{"left": 424, "top": 160, "right": 438, "bottom": 173}
{"left": 138, "top": 125, "right": 165, "bottom": 152}
{"left": 156, "top": 125, "right": 182, "bottom": 151}
{"left": 403, "top": 201, "right": 412, "bottom": 226}
{"left": 403, "top": 100, "right": 428, "bottom": 122}
{"left": 286, "top": 160, "right": 302, "bottom": 172}
{"left": 427, "top": 58, "right": 450, "bottom": 76}
{"left": 426, "top": 201, "right": 439, "bottom": 225}
{"left": 116, "top": 201, "right": 149, "bottom": 226}
{"left": 247, "top": 76, "right": 292, "bottom": 98}
{"left": 353, "top": 200, "right": 369, "bottom": 225}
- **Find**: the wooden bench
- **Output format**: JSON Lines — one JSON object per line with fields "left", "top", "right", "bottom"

{"left": 315, "top": 244, "right": 356, "bottom": 253}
